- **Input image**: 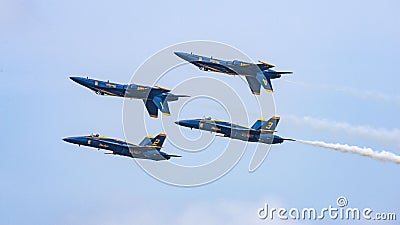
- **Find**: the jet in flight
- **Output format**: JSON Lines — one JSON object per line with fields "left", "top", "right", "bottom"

{"left": 70, "top": 77, "right": 189, "bottom": 118}
{"left": 63, "top": 133, "right": 181, "bottom": 161}
{"left": 175, "top": 52, "right": 292, "bottom": 94}
{"left": 175, "top": 116, "right": 294, "bottom": 144}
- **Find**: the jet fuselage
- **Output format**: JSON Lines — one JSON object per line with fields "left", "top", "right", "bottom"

{"left": 63, "top": 134, "right": 174, "bottom": 160}
{"left": 175, "top": 119, "right": 290, "bottom": 144}
{"left": 174, "top": 52, "right": 282, "bottom": 79}
{"left": 70, "top": 77, "right": 189, "bottom": 118}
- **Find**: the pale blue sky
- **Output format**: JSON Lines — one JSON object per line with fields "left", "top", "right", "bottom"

{"left": 1, "top": 0, "right": 399, "bottom": 224}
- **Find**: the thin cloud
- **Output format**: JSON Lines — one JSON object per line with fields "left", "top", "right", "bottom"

{"left": 286, "top": 115, "right": 400, "bottom": 149}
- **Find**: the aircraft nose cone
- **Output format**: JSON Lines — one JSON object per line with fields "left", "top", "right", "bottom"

{"left": 175, "top": 120, "right": 187, "bottom": 126}
{"left": 174, "top": 52, "right": 193, "bottom": 62}
{"left": 174, "top": 51, "right": 185, "bottom": 58}
{"left": 69, "top": 76, "right": 87, "bottom": 85}
{"left": 69, "top": 76, "right": 95, "bottom": 88}
{"left": 70, "top": 76, "right": 81, "bottom": 82}
{"left": 175, "top": 120, "right": 199, "bottom": 129}
{"left": 63, "top": 137, "right": 76, "bottom": 144}
{"left": 63, "top": 136, "right": 85, "bottom": 145}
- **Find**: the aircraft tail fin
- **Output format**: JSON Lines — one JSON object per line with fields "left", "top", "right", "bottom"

{"left": 150, "top": 133, "right": 167, "bottom": 149}
{"left": 139, "top": 136, "right": 154, "bottom": 146}
{"left": 251, "top": 116, "right": 280, "bottom": 131}
{"left": 153, "top": 95, "right": 171, "bottom": 116}
{"left": 255, "top": 73, "right": 273, "bottom": 92}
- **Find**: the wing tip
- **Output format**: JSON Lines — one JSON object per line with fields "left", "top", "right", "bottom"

{"left": 258, "top": 60, "right": 275, "bottom": 68}
{"left": 154, "top": 86, "right": 171, "bottom": 92}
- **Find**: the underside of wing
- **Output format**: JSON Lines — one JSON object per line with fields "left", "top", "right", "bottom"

{"left": 143, "top": 100, "right": 159, "bottom": 118}
{"left": 129, "top": 147, "right": 177, "bottom": 161}
{"left": 245, "top": 76, "right": 261, "bottom": 95}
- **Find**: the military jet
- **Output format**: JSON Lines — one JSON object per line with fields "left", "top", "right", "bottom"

{"left": 70, "top": 77, "right": 189, "bottom": 118}
{"left": 63, "top": 133, "right": 181, "bottom": 161}
{"left": 174, "top": 52, "right": 292, "bottom": 94}
{"left": 175, "top": 116, "right": 294, "bottom": 144}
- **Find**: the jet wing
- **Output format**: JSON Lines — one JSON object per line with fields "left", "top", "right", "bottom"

{"left": 212, "top": 122, "right": 250, "bottom": 136}
{"left": 129, "top": 146, "right": 160, "bottom": 157}
{"left": 245, "top": 76, "right": 261, "bottom": 95}
{"left": 129, "top": 147, "right": 180, "bottom": 161}
{"left": 154, "top": 86, "right": 171, "bottom": 92}
{"left": 257, "top": 60, "right": 275, "bottom": 70}
{"left": 211, "top": 122, "right": 248, "bottom": 131}
{"left": 143, "top": 100, "right": 159, "bottom": 118}
{"left": 99, "top": 139, "right": 140, "bottom": 148}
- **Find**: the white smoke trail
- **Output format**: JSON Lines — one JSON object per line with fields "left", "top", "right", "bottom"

{"left": 285, "top": 115, "right": 400, "bottom": 149}
{"left": 297, "top": 140, "right": 400, "bottom": 164}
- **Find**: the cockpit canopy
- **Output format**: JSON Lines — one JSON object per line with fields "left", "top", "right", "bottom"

{"left": 232, "top": 60, "right": 247, "bottom": 66}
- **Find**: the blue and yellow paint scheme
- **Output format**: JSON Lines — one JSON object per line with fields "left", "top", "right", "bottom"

{"left": 63, "top": 133, "right": 180, "bottom": 161}
{"left": 175, "top": 116, "right": 295, "bottom": 144}
{"left": 70, "top": 77, "right": 189, "bottom": 118}
{"left": 174, "top": 52, "right": 292, "bottom": 94}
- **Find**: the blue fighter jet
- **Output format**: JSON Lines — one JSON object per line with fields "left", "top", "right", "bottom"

{"left": 175, "top": 116, "right": 294, "bottom": 144}
{"left": 63, "top": 133, "right": 181, "bottom": 161}
{"left": 175, "top": 52, "right": 292, "bottom": 94}
{"left": 70, "top": 77, "right": 189, "bottom": 118}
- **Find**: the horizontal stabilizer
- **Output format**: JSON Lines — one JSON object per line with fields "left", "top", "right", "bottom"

{"left": 264, "top": 71, "right": 293, "bottom": 75}
{"left": 166, "top": 154, "right": 182, "bottom": 158}
{"left": 170, "top": 94, "right": 190, "bottom": 98}
{"left": 260, "top": 129, "right": 278, "bottom": 133}
{"left": 282, "top": 138, "right": 296, "bottom": 141}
